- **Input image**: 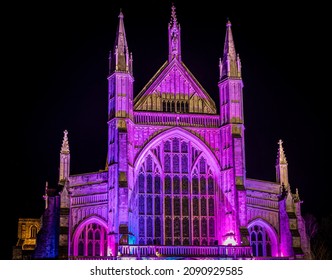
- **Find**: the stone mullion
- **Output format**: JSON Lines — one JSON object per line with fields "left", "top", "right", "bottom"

{"left": 144, "top": 172, "right": 147, "bottom": 245}
{"left": 152, "top": 171, "right": 155, "bottom": 244}
{"left": 188, "top": 142, "right": 193, "bottom": 245}
{"left": 84, "top": 226, "right": 88, "bottom": 256}
{"left": 152, "top": 171, "right": 156, "bottom": 244}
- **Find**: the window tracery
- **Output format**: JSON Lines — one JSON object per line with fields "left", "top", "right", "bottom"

{"left": 135, "top": 138, "right": 216, "bottom": 245}
{"left": 249, "top": 225, "right": 272, "bottom": 257}
{"left": 76, "top": 223, "right": 107, "bottom": 256}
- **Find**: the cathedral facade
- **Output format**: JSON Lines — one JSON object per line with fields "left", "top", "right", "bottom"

{"left": 13, "top": 5, "right": 310, "bottom": 260}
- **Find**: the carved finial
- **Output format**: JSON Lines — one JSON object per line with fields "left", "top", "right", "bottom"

{"left": 171, "top": 3, "right": 177, "bottom": 24}
{"left": 169, "top": 3, "right": 180, "bottom": 60}
{"left": 277, "top": 139, "right": 287, "bottom": 165}
{"left": 61, "top": 130, "right": 70, "bottom": 153}
{"left": 294, "top": 187, "right": 301, "bottom": 202}
{"left": 226, "top": 18, "right": 231, "bottom": 27}
{"left": 119, "top": 8, "right": 123, "bottom": 18}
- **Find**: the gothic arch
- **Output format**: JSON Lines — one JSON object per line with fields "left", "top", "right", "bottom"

{"left": 134, "top": 127, "right": 220, "bottom": 175}
{"left": 248, "top": 218, "right": 279, "bottom": 257}
{"left": 30, "top": 225, "right": 38, "bottom": 238}
{"left": 71, "top": 216, "right": 108, "bottom": 256}
{"left": 145, "top": 150, "right": 163, "bottom": 173}
{"left": 131, "top": 127, "right": 222, "bottom": 246}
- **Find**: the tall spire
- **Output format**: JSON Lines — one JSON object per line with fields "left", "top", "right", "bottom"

{"left": 109, "top": 9, "right": 133, "bottom": 74}
{"left": 276, "top": 139, "right": 289, "bottom": 189}
{"left": 168, "top": 4, "right": 181, "bottom": 62}
{"left": 59, "top": 130, "right": 70, "bottom": 183}
{"left": 219, "top": 19, "right": 241, "bottom": 80}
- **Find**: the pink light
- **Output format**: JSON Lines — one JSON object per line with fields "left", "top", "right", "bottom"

{"left": 222, "top": 232, "right": 238, "bottom": 246}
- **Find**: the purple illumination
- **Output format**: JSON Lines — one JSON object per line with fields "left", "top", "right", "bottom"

{"left": 18, "top": 4, "right": 310, "bottom": 260}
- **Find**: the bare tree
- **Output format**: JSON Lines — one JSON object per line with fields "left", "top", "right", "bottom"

{"left": 304, "top": 213, "right": 318, "bottom": 240}
{"left": 305, "top": 213, "right": 332, "bottom": 260}
{"left": 311, "top": 240, "right": 330, "bottom": 260}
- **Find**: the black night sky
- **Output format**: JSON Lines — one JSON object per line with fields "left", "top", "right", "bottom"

{"left": 3, "top": 1, "right": 330, "bottom": 260}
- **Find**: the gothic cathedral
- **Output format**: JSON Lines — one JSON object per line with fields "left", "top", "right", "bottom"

{"left": 13, "top": 5, "right": 310, "bottom": 260}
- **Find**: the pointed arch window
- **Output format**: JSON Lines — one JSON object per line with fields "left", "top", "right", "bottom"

{"left": 30, "top": 226, "right": 37, "bottom": 238}
{"left": 176, "top": 102, "right": 180, "bottom": 112}
{"left": 164, "top": 155, "right": 171, "bottom": 173}
{"left": 193, "top": 198, "right": 199, "bottom": 216}
{"left": 135, "top": 154, "right": 165, "bottom": 245}
{"left": 183, "top": 218, "right": 189, "bottom": 237}
{"left": 135, "top": 139, "right": 217, "bottom": 246}
{"left": 201, "top": 197, "right": 207, "bottom": 216}
{"left": 147, "top": 196, "right": 153, "bottom": 215}
{"left": 192, "top": 177, "right": 199, "bottom": 195}
{"left": 200, "top": 158, "right": 206, "bottom": 174}
{"left": 95, "top": 243, "right": 100, "bottom": 256}
{"left": 75, "top": 223, "right": 107, "bottom": 256}
{"left": 146, "top": 155, "right": 153, "bottom": 172}
{"left": 165, "top": 196, "right": 172, "bottom": 215}
{"left": 182, "top": 197, "right": 189, "bottom": 216}
{"left": 173, "top": 176, "right": 180, "bottom": 194}
{"left": 173, "top": 155, "right": 179, "bottom": 173}
{"left": 88, "top": 242, "right": 93, "bottom": 256}
{"left": 249, "top": 225, "right": 272, "bottom": 257}
{"left": 147, "top": 174, "right": 153, "bottom": 193}
{"left": 155, "top": 175, "right": 161, "bottom": 194}
{"left": 201, "top": 218, "right": 207, "bottom": 237}
{"left": 139, "top": 217, "right": 145, "bottom": 237}
{"left": 78, "top": 241, "right": 84, "bottom": 256}
{"left": 208, "top": 177, "right": 214, "bottom": 195}
{"left": 173, "top": 138, "right": 179, "bottom": 152}
{"left": 139, "top": 195, "right": 145, "bottom": 214}
{"left": 164, "top": 141, "right": 171, "bottom": 152}
{"left": 155, "top": 218, "right": 161, "bottom": 238}
{"left": 181, "top": 155, "right": 188, "bottom": 173}
{"left": 139, "top": 174, "right": 145, "bottom": 193}
{"left": 174, "top": 217, "right": 181, "bottom": 237}
{"left": 193, "top": 218, "right": 200, "bottom": 238}
{"left": 209, "top": 218, "right": 215, "bottom": 237}
{"left": 155, "top": 196, "right": 161, "bottom": 215}
{"left": 169, "top": 101, "right": 173, "bottom": 112}
{"left": 165, "top": 176, "right": 172, "bottom": 194}
{"left": 181, "top": 102, "right": 185, "bottom": 113}
{"left": 174, "top": 197, "right": 180, "bottom": 216}
{"left": 200, "top": 177, "right": 206, "bottom": 195}
{"left": 182, "top": 176, "right": 188, "bottom": 194}
{"left": 208, "top": 198, "right": 214, "bottom": 216}
{"left": 147, "top": 217, "right": 153, "bottom": 237}
{"left": 165, "top": 217, "right": 172, "bottom": 238}
{"left": 181, "top": 142, "right": 188, "bottom": 153}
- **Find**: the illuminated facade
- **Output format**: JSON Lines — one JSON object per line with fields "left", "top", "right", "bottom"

{"left": 15, "top": 5, "right": 310, "bottom": 260}
{"left": 12, "top": 218, "right": 41, "bottom": 259}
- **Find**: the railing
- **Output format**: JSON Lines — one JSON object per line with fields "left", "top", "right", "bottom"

{"left": 69, "top": 245, "right": 252, "bottom": 260}
{"left": 69, "top": 171, "right": 108, "bottom": 186}
{"left": 71, "top": 193, "right": 108, "bottom": 206}
{"left": 118, "top": 245, "right": 252, "bottom": 258}
{"left": 134, "top": 112, "right": 220, "bottom": 128}
{"left": 246, "top": 197, "right": 279, "bottom": 209}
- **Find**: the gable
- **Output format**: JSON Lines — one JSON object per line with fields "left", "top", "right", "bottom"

{"left": 134, "top": 59, "right": 216, "bottom": 114}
